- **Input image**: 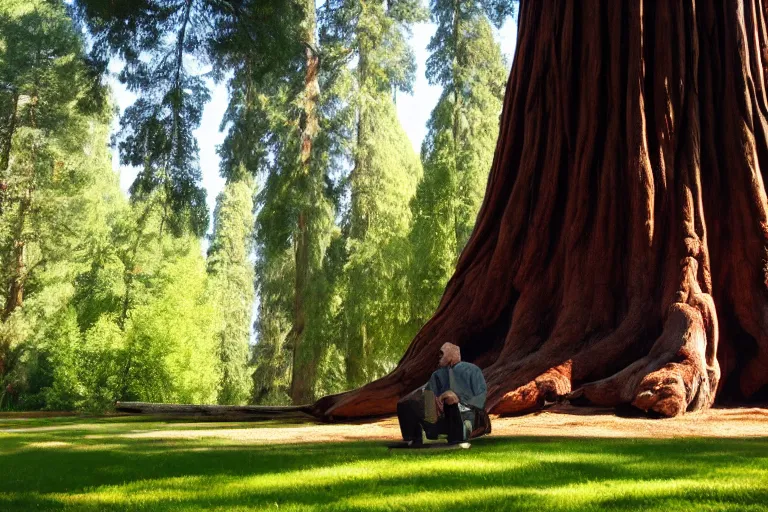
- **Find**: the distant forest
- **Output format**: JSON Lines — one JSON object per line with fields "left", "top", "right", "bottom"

{"left": 0, "top": 0, "right": 517, "bottom": 409}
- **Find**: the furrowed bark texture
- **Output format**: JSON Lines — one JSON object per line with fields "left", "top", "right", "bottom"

{"left": 313, "top": 0, "right": 768, "bottom": 419}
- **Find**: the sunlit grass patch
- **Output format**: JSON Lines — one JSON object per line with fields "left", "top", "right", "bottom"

{"left": 23, "top": 441, "right": 73, "bottom": 449}
{"left": 0, "top": 416, "right": 766, "bottom": 511}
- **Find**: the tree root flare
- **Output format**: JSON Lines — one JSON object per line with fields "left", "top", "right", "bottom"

{"left": 490, "top": 363, "right": 572, "bottom": 415}
{"left": 572, "top": 298, "right": 719, "bottom": 418}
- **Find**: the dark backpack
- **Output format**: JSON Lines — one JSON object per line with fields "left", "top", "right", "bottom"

{"left": 467, "top": 404, "right": 492, "bottom": 439}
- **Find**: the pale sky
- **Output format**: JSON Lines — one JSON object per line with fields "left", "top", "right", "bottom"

{"left": 110, "top": 16, "right": 519, "bottom": 233}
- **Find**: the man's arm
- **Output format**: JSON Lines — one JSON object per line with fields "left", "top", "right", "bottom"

{"left": 427, "top": 370, "right": 449, "bottom": 414}
{"left": 462, "top": 366, "right": 487, "bottom": 409}
{"left": 425, "top": 369, "right": 441, "bottom": 394}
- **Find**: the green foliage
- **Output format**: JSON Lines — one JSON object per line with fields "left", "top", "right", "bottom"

{"left": 320, "top": 0, "right": 425, "bottom": 386}
{"left": 0, "top": 0, "right": 517, "bottom": 409}
{"left": 74, "top": 0, "right": 213, "bottom": 236}
{"left": 313, "top": 342, "right": 347, "bottom": 398}
{"left": 74, "top": 0, "right": 309, "bottom": 237}
{"left": 409, "top": 105, "right": 459, "bottom": 322}
{"left": 307, "top": 231, "right": 347, "bottom": 398}
{"left": 36, "top": 308, "right": 82, "bottom": 411}
{"left": 12, "top": 200, "right": 222, "bottom": 410}
{"left": 344, "top": 97, "right": 422, "bottom": 385}
{"left": 426, "top": 0, "right": 515, "bottom": 86}
{"left": 76, "top": 317, "right": 125, "bottom": 409}
{"left": 0, "top": 0, "right": 114, "bottom": 309}
{"left": 0, "top": 0, "right": 104, "bottom": 132}
{"left": 409, "top": 3, "right": 508, "bottom": 325}
{"left": 322, "top": 0, "right": 427, "bottom": 95}
{"left": 0, "top": 0, "right": 125, "bottom": 410}
{"left": 218, "top": 0, "right": 354, "bottom": 404}
{"left": 0, "top": 0, "right": 225, "bottom": 409}
{"left": 207, "top": 175, "right": 256, "bottom": 405}
{"left": 244, "top": 0, "right": 510, "bottom": 394}
{"left": 0, "top": 315, "right": 28, "bottom": 408}
{"left": 251, "top": 298, "right": 292, "bottom": 405}
{"left": 123, "top": 237, "right": 219, "bottom": 404}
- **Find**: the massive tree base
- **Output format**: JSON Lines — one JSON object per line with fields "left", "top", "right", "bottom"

{"left": 313, "top": 0, "right": 768, "bottom": 420}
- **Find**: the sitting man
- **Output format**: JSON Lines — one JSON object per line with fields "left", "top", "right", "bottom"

{"left": 396, "top": 342, "right": 488, "bottom": 446}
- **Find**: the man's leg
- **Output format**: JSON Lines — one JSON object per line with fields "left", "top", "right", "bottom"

{"left": 423, "top": 417, "right": 442, "bottom": 440}
{"left": 397, "top": 397, "right": 424, "bottom": 445}
{"left": 443, "top": 403, "right": 464, "bottom": 443}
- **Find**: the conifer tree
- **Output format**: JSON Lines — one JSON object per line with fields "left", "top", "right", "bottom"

{"left": 74, "top": 0, "right": 308, "bottom": 405}
{"left": 216, "top": 0, "right": 353, "bottom": 404}
{"left": 0, "top": 0, "right": 126, "bottom": 408}
{"left": 73, "top": 0, "right": 223, "bottom": 236}
{"left": 409, "top": 0, "right": 511, "bottom": 326}
{"left": 207, "top": 174, "right": 256, "bottom": 405}
{"left": 66, "top": 198, "right": 221, "bottom": 408}
{"left": 0, "top": 0, "right": 109, "bottom": 319}
{"left": 322, "top": 0, "right": 426, "bottom": 387}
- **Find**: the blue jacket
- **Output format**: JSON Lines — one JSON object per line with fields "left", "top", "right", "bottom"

{"left": 425, "top": 361, "right": 487, "bottom": 411}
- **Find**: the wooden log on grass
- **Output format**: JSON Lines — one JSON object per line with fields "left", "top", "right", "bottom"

{"left": 115, "top": 402, "right": 315, "bottom": 421}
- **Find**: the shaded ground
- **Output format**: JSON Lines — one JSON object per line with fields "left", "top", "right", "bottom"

{"left": 0, "top": 408, "right": 766, "bottom": 511}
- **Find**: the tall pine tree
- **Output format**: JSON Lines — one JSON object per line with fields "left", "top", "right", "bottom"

{"left": 322, "top": 0, "right": 426, "bottom": 387}
{"left": 215, "top": 0, "right": 350, "bottom": 404}
{"left": 409, "top": 0, "right": 512, "bottom": 326}
{"left": 207, "top": 173, "right": 256, "bottom": 405}
{"left": 0, "top": 0, "right": 108, "bottom": 320}
{"left": 73, "top": 0, "right": 222, "bottom": 236}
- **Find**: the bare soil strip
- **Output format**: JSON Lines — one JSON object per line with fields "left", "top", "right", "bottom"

{"left": 94, "top": 405, "right": 768, "bottom": 445}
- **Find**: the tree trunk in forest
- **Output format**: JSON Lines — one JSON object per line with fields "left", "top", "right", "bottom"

{"left": 345, "top": 41, "right": 370, "bottom": 388}
{"left": 313, "top": 0, "right": 768, "bottom": 419}
{"left": 0, "top": 91, "right": 19, "bottom": 216}
{"left": 3, "top": 92, "right": 36, "bottom": 320}
{"left": 3, "top": 206, "right": 28, "bottom": 321}
{"left": 451, "top": 0, "right": 463, "bottom": 251}
{"left": 289, "top": 0, "right": 320, "bottom": 405}
{"left": 0, "top": 92, "right": 18, "bottom": 174}
{"left": 3, "top": 188, "right": 28, "bottom": 320}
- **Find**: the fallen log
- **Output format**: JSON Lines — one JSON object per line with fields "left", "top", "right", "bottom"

{"left": 115, "top": 402, "right": 315, "bottom": 421}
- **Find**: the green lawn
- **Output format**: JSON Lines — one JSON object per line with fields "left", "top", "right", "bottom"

{"left": 1, "top": 416, "right": 766, "bottom": 511}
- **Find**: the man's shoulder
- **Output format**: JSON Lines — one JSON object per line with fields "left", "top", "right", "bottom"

{"left": 455, "top": 361, "right": 483, "bottom": 374}
{"left": 430, "top": 367, "right": 449, "bottom": 378}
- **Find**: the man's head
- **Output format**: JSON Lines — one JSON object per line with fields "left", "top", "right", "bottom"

{"left": 438, "top": 342, "right": 461, "bottom": 368}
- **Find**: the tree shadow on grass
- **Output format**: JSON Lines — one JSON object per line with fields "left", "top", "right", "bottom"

{"left": 0, "top": 428, "right": 766, "bottom": 511}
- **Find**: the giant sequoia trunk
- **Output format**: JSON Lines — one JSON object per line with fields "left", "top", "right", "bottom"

{"left": 289, "top": 0, "right": 321, "bottom": 405}
{"left": 313, "top": 0, "right": 768, "bottom": 419}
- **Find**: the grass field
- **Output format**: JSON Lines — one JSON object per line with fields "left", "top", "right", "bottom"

{"left": 1, "top": 415, "right": 767, "bottom": 511}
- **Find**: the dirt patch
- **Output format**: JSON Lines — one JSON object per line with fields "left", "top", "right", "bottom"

{"left": 121, "top": 420, "right": 398, "bottom": 444}
{"left": 489, "top": 405, "right": 768, "bottom": 438}
{"left": 114, "top": 405, "right": 768, "bottom": 444}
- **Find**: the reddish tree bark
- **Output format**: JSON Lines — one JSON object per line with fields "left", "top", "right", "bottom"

{"left": 313, "top": 0, "right": 768, "bottom": 419}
